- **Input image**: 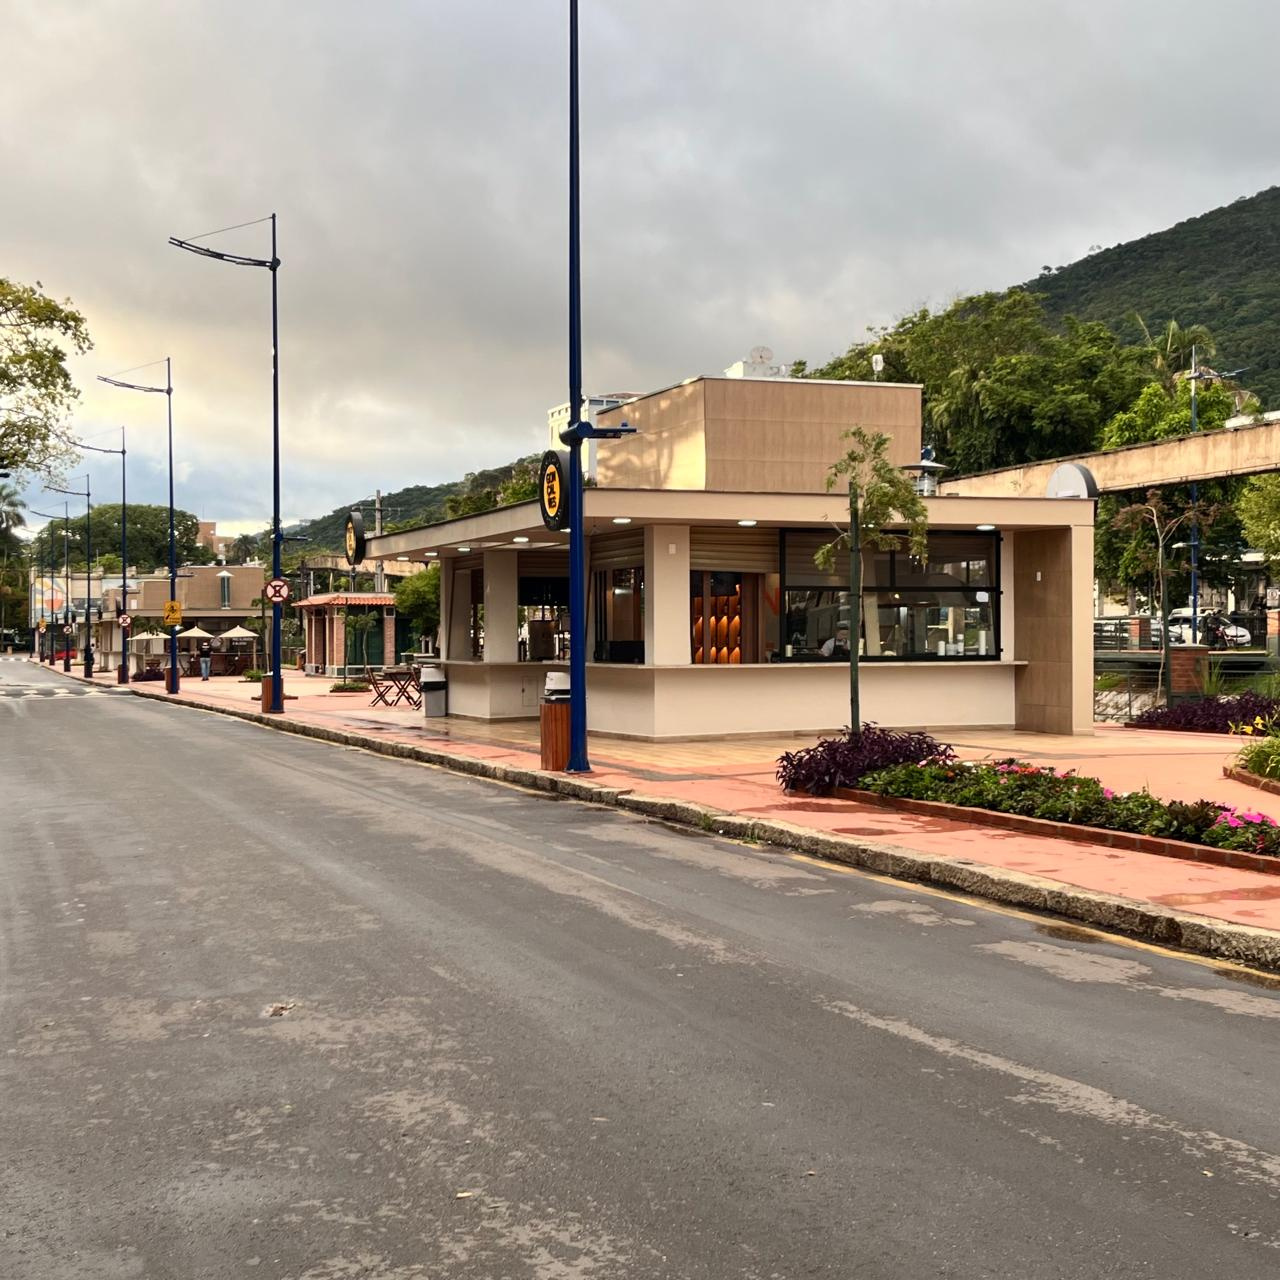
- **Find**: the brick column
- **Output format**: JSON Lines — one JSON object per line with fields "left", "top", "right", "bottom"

{"left": 1169, "top": 645, "right": 1208, "bottom": 696}
{"left": 332, "top": 610, "right": 347, "bottom": 676}
{"left": 1127, "top": 616, "right": 1152, "bottom": 650}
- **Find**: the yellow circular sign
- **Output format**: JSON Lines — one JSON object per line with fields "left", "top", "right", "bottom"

{"left": 539, "top": 451, "right": 568, "bottom": 530}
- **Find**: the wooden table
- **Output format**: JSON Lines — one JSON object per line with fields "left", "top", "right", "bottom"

{"left": 372, "top": 667, "right": 421, "bottom": 709}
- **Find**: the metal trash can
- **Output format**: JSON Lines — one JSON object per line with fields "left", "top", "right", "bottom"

{"left": 540, "top": 671, "right": 570, "bottom": 771}
{"left": 420, "top": 664, "right": 448, "bottom": 718}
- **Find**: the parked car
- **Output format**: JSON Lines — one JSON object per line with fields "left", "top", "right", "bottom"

{"left": 1166, "top": 609, "right": 1252, "bottom": 648}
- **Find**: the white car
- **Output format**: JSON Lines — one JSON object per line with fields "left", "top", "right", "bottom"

{"left": 1165, "top": 609, "right": 1253, "bottom": 647}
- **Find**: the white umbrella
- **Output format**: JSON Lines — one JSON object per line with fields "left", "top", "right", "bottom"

{"left": 219, "top": 625, "right": 258, "bottom": 640}
{"left": 180, "top": 625, "right": 214, "bottom": 640}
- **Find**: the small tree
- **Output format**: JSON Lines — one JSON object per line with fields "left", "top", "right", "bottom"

{"left": 816, "top": 429, "right": 929, "bottom": 736}
{"left": 394, "top": 563, "right": 440, "bottom": 649}
{"left": 1112, "top": 490, "right": 1218, "bottom": 697}
{"left": 345, "top": 608, "right": 378, "bottom": 672}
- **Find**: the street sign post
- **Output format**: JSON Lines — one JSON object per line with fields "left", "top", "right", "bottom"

{"left": 162, "top": 600, "right": 183, "bottom": 628}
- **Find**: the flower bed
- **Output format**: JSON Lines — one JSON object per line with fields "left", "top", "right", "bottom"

{"left": 1131, "top": 691, "right": 1280, "bottom": 734}
{"left": 857, "top": 758, "right": 1280, "bottom": 862}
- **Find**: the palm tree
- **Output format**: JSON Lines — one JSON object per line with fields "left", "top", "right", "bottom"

{"left": 1131, "top": 316, "right": 1216, "bottom": 389}
{"left": 0, "top": 481, "right": 24, "bottom": 554}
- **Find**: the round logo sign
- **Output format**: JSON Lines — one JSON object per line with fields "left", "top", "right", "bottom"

{"left": 539, "top": 451, "right": 569, "bottom": 531}
{"left": 345, "top": 510, "right": 366, "bottom": 566}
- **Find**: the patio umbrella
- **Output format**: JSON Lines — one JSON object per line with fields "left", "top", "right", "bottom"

{"left": 218, "top": 623, "right": 260, "bottom": 669}
{"left": 181, "top": 625, "right": 214, "bottom": 640}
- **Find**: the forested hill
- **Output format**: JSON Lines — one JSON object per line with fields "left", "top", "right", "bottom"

{"left": 1026, "top": 185, "right": 1280, "bottom": 408}
{"left": 292, "top": 456, "right": 536, "bottom": 552}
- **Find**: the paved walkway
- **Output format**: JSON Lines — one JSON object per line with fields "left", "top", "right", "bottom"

{"left": 51, "top": 662, "right": 1280, "bottom": 939}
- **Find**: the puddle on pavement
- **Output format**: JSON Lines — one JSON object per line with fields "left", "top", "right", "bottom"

{"left": 1213, "top": 966, "right": 1280, "bottom": 991}
{"left": 1035, "top": 922, "right": 1104, "bottom": 944}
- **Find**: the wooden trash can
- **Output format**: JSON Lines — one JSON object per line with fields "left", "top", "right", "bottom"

{"left": 540, "top": 699, "right": 571, "bottom": 771}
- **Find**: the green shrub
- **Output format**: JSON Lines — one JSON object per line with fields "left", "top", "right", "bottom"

{"left": 330, "top": 680, "right": 370, "bottom": 693}
{"left": 857, "top": 759, "right": 1280, "bottom": 858}
{"left": 242, "top": 669, "right": 264, "bottom": 682}
{"left": 1238, "top": 736, "right": 1280, "bottom": 781}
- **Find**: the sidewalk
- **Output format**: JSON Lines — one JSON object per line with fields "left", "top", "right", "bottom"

{"left": 52, "top": 661, "right": 1280, "bottom": 965}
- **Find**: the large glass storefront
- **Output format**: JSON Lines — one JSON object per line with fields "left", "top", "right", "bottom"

{"left": 779, "top": 530, "right": 999, "bottom": 662}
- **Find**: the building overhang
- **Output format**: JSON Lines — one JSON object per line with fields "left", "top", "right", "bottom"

{"left": 364, "top": 491, "right": 1094, "bottom": 562}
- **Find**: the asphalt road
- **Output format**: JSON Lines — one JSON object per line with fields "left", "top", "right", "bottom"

{"left": 2, "top": 658, "right": 1279, "bottom": 1279}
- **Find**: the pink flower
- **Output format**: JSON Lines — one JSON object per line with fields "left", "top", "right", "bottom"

{"left": 1103, "top": 788, "right": 1114, "bottom": 799}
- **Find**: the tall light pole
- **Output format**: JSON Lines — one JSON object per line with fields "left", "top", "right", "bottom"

{"left": 559, "top": 0, "right": 633, "bottom": 771}
{"left": 31, "top": 506, "right": 73, "bottom": 670}
{"left": 81, "top": 429, "right": 130, "bottom": 682}
{"left": 45, "top": 478, "right": 92, "bottom": 676}
{"left": 169, "top": 215, "right": 283, "bottom": 712}
{"left": 100, "top": 363, "right": 179, "bottom": 692}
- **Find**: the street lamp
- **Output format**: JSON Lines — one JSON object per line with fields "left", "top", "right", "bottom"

{"left": 80, "top": 428, "right": 130, "bottom": 682}
{"left": 45, "top": 477, "right": 93, "bottom": 677}
{"left": 559, "top": 0, "right": 634, "bottom": 771}
{"left": 100, "top": 361, "right": 180, "bottom": 693}
{"left": 168, "top": 215, "right": 283, "bottom": 713}
{"left": 30, "top": 506, "right": 73, "bottom": 670}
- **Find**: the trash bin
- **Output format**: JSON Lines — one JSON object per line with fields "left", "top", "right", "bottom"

{"left": 540, "top": 671, "right": 571, "bottom": 771}
{"left": 420, "top": 664, "right": 448, "bottom": 717}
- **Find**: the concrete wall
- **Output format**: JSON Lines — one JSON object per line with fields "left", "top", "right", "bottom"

{"left": 438, "top": 659, "right": 1019, "bottom": 739}
{"left": 596, "top": 377, "right": 923, "bottom": 494}
{"left": 941, "top": 419, "right": 1280, "bottom": 498}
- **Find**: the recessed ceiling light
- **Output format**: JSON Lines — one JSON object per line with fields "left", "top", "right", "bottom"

{"left": 457, "top": 546, "right": 471, "bottom": 553}
{"left": 737, "top": 519, "right": 758, "bottom": 527}
{"left": 395, "top": 555, "right": 409, "bottom": 561}
{"left": 513, "top": 535, "right": 530, "bottom": 543}
{"left": 611, "top": 517, "right": 632, "bottom": 525}
{"left": 424, "top": 550, "right": 438, "bottom": 557}
{"left": 976, "top": 524, "right": 996, "bottom": 532}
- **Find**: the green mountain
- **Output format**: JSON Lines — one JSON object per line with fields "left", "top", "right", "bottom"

{"left": 1026, "top": 185, "right": 1280, "bottom": 408}
{"left": 293, "top": 456, "right": 537, "bottom": 552}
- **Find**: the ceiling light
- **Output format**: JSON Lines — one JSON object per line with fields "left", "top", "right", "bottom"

{"left": 424, "top": 550, "right": 438, "bottom": 557}
{"left": 611, "top": 517, "right": 632, "bottom": 525}
{"left": 513, "top": 535, "right": 530, "bottom": 543}
{"left": 395, "top": 555, "right": 409, "bottom": 561}
{"left": 737, "top": 519, "right": 758, "bottom": 527}
{"left": 457, "top": 546, "right": 471, "bottom": 553}
{"left": 976, "top": 524, "right": 996, "bottom": 532}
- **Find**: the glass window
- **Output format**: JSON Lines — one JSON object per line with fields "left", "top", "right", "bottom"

{"left": 592, "top": 567, "right": 644, "bottom": 662}
{"left": 783, "top": 589, "right": 850, "bottom": 660}
{"left": 863, "top": 590, "right": 996, "bottom": 659}
{"left": 691, "top": 572, "right": 759, "bottom": 664}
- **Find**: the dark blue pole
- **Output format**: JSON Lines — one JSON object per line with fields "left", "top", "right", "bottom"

{"left": 566, "top": 0, "right": 590, "bottom": 772}
{"left": 1189, "top": 345, "right": 1200, "bottom": 644}
{"left": 120, "top": 429, "right": 129, "bottom": 684}
{"left": 82, "top": 477, "right": 93, "bottom": 678}
{"left": 166, "top": 357, "right": 180, "bottom": 693}
{"left": 62, "top": 503, "right": 71, "bottom": 672}
{"left": 269, "top": 213, "right": 283, "bottom": 714}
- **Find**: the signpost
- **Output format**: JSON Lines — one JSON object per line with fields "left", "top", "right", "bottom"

{"left": 162, "top": 600, "right": 183, "bottom": 628}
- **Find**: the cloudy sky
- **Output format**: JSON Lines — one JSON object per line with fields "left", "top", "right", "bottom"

{"left": 7, "top": 0, "right": 1280, "bottom": 535}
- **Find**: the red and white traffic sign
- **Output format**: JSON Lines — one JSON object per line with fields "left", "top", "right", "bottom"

{"left": 119, "top": 614, "right": 132, "bottom": 629}
{"left": 264, "top": 578, "right": 291, "bottom": 604}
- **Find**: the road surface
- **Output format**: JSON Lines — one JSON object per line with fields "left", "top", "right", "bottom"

{"left": 2, "top": 658, "right": 1279, "bottom": 1278}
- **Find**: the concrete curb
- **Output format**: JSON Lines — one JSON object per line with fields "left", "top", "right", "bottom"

{"left": 60, "top": 662, "right": 1280, "bottom": 973}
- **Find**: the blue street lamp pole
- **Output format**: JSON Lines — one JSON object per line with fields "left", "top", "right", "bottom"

{"left": 45, "top": 478, "right": 92, "bottom": 675}
{"left": 100, "top": 362, "right": 179, "bottom": 692}
{"left": 29, "top": 508, "right": 70, "bottom": 664}
{"left": 561, "top": 0, "right": 632, "bottom": 771}
{"left": 169, "top": 215, "right": 283, "bottom": 713}
{"left": 81, "top": 429, "right": 129, "bottom": 681}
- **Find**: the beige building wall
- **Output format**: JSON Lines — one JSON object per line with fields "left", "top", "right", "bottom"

{"left": 644, "top": 524, "right": 691, "bottom": 665}
{"left": 483, "top": 551, "right": 518, "bottom": 663}
{"left": 595, "top": 377, "right": 923, "bottom": 494}
{"left": 1011, "top": 528, "right": 1092, "bottom": 733}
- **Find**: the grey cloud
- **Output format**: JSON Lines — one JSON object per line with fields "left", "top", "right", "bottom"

{"left": 7, "top": 0, "right": 1280, "bottom": 528}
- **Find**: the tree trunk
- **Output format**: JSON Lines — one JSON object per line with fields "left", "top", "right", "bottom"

{"left": 849, "top": 479, "right": 861, "bottom": 737}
